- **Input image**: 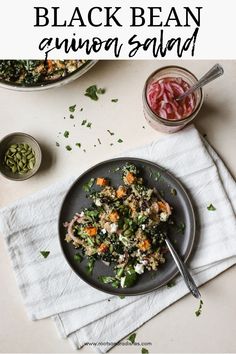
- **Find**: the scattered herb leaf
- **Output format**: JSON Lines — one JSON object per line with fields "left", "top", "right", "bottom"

{"left": 75, "top": 143, "right": 81, "bottom": 148}
{"left": 86, "top": 122, "right": 92, "bottom": 128}
{"left": 69, "top": 104, "right": 76, "bottom": 113}
{"left": 119, "top": 295, "right": 126, "bottom": 299}
{"left": 80, "top": 107, "right": 83, "bottom": 111}
{"left": 98, "top": 138, "right": 101, "bottom": 145}
{"left": 141, "top": 348, "right": 149, "bottom": 354}
{"left": 167, "top": 280, "right": 176, "bottom": 288}
{"left": 195, "top": 299, "right": 203, "bottom": 317}
{"left": 117, "top": 139, "right": 123, "bottom": 143}
{"left": 97, "top": 87, "right": 106, "bottom": 94}
{"left": 177, "top": 222, "right": 185, "bottom": 234}
{"left": 111, "top": 98, "right": 118, "bottom": 103}
{"left": 83, "top": 149, "right": 86, "bottom": 153}
{"left": 107, "top": 129, "right": 114, "bottom": 136}
{"left": 203, "top": 133, "right": 207, "bottom": 138}
{"left": 66, "top": 145, "right": 72, "bottom": 151}
{"left": 74, "top": 253, "right": 83, "bottom": 262}
{"left": 40, "top": 251, "right": 50, "bottom": 258}
{"left": 171, "top": 188, "right": 177, "bottom": 196}
{"left": 207, "top": 203, "right": 216, "bottom": 211}
{"left": 56, "top": 142, "right": 60, "bottom": 147}
{"left": 84, "top": 85, "right": 105, "bottom": 101}
{"left": 142, "top": 126, "right": 145, "bottom": 129}
{"left": 128, "top": 333, "right": 136, "bottom": 344}
{"left": 64, "top": 130, "right": 69, "bottom": 138}
{"left": 70, "top": 114, "right": 74, "bottom": 119}
{"left": 83, "top": 178, "right": 95, "bottom": 192}
{"left": 81, "top": 120, "right": 87, "bottom": 126}
{"left": 110, "top": 143, "right": 114, "bottom": 146}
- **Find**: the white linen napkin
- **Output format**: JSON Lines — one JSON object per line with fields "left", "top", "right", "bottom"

{"left": 0, "top": 125, "right": 235, "bottom": 353}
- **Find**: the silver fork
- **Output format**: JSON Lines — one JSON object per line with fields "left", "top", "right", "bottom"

{"left": 156, "top": 190, "right": 201, "bottom": 299}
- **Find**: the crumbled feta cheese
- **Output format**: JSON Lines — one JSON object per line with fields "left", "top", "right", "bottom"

{"left": 134, "top": 263, "right": 144, "bottom": 274}
{"left": 110, "top": 223, "right": 118, "bottom": 233}
{"left": 120, "top": 276, "right": 126, "bottom": 288}
{"left": 140, "top": 259, "right": 148, "bottom": 266}
{"left": 160, "top": 212, "right": 168, "bottom": 222}
{"left": 79, "top": 211, "right": 84, "bottom": 217}
{"left": 101, "top": 228, "right": 107, "bottom": 234}
{"left": 141, "top": 224, "right": 146, "bottom": 230}
{"left": 119, "top": 254, "right": 125, "bottom": 262}
{"left": 95, "top": 199, "right": 102, "bottom": 206}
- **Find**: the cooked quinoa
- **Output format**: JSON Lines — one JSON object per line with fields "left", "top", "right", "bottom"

{"left": 64, "top": 163, "right": 172, "bottom": 289}
{"left": 0, "top": 60, "right": 87, "bottom": 85}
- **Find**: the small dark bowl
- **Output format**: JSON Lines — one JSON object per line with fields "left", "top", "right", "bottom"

{"left": 0, "top": 133, "right": 42, "bottom": 181}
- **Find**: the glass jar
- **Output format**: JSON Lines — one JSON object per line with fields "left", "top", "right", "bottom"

{"left": 142, "top": 66, "right": 203, "bottom": 133}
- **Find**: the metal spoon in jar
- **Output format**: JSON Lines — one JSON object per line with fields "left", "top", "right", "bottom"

{"left": 176, "top": 64, "right": 224, "bottom": 101}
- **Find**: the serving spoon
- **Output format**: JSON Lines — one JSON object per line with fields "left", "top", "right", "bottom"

{"left": 176, "top": 63, "right": 224, "bottom": 101}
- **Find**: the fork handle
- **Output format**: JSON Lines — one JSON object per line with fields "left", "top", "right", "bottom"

{"left": 165, "top": 237, "right": 201, "bottom": 299}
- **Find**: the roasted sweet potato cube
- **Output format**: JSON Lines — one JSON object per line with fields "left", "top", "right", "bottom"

{"left": 84, "top": 226, "right": 97, "bottom": 237}
{"left": 96, "top": 178, "right": 109, "bottom": 186}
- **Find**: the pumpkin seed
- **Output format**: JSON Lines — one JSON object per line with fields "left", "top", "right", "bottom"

{"left": 4, "top": 143, "right": 36, "bottom": 175}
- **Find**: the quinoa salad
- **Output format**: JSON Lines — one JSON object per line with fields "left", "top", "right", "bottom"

{"left": 0, "top": 60, "right": 87, "bottom": 86}
{"left": 64, "top": 163, "right": 172, "bottom": 289}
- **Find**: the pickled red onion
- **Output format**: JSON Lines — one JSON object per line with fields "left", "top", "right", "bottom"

{"left": 147, "top": 77, "right": 196, "bottom": 120}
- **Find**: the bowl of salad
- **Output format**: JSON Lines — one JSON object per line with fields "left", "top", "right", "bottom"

{"left": 0, "top": 60, "right": 97, "bottom": 91}
{"left": 59, "top": 158, "right": 196, "bottom": 296}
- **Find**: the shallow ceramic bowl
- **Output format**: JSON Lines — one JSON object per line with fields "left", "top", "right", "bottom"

{"left": 0, "top": 60, "right": 97, "bottom": 92}
{"left": 0, "top": 132, "right": 42, "bottom": 181}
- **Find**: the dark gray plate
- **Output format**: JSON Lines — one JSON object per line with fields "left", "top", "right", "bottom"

{"left": 58, "top": 158, "right": 196, "bottom": 296}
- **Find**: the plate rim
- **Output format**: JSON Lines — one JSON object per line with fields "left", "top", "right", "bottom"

{"left": 58, "top": 157, "right": 196, "bottom": 296}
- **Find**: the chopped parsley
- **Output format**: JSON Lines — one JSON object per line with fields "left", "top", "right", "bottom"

{"left": 195, "top": 299, "right": 203, "bottom": 317}
{"left": 119, "top": 295, "right": 125, "bottom": 299}
{"left": 110, "top": 143, "right": 114, "bottom": 146}
{"left": 107, "top": 129, "right": 114, "bottom": 136}
{"left": 64, "top": 130, "right": 69, "bottom": 138}
{"left": 86, "top": 122, "right": 92, "bottom": 128}
{"left": 83, "top": 149, "right": 86, "bottom": 153}
{"left": 141, "top": 348, "right": 149, "bottom": 354}
{"left": 167, "top": 280, "right": 176, "bottom": 288}
{"left": 86, "top": 257, "right": 95, "bottom": 274}
{"left": 81, "top": 119, "right": 87, "bottom": 126}
{"left": 142, "top": 126, "right": 145, "bottom": 129}
{"left": 75, "top": 143, "right": 81, "bottom": 148}
{"left": 74, "top": 253, "right": 83, "bottom": 262}
{"left": 111, "top": 98, "right": 118, "bottom": 103}
{"left": 171, "top": 188, "right": 177, "bottom": 196}
{"left": 99, "top": 276, "right": 119, "bottom": 288}
{"left": 83, "top": 178, "right": 95, "bottom": 192}
{"left": 66, "top": 145, "right": 72, "bottom": 151}
{"left": 128, "top": 332, "right": 136, "bottom": 344}
{"left": 117, "top": 139, "right": 123, "bottom": 143}
{"left": 207, "top": 203, "right": 216, "bottom": 211}
{"left": 80, "top": 107, "right": 83, "bottom": 111}
{"left": 84, "top": 85, "right": 106, "bottom": 101}
{"left": 69, "top": 104, "right": 76, "bottom": 112}
{"left": 56, "top": 142, "right": 60, "bottom": 147}
{"left": 40, "top": 251, "right": 50, "bottom": 258}
{"left": 98, "top": 138, "right": 101, "bottom": 145}
{"left": 177, "top": 222, "right": 185, "bottom": 234}
{"left": 70, "top": 114, "right": 74, "bottom": 119}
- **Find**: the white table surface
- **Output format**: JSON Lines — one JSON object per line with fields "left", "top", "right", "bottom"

{"left": 0, "top": 60, "right": 236, "bottom": 353}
